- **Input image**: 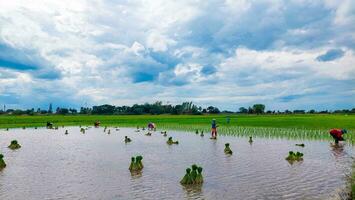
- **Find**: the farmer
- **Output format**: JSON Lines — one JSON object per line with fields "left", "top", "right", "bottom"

{"left": 148, "top": 122, "right": 156, "bottom": 131}
{"left": 329, "top": 128, "right": 347, "bottom": 144}
{"left": 94, "top": 121, "right": 100, "bottom": 127}
{"left": 211, "top": 119, "right": 218, "bottom": 139}
{"left": 46, "top": 122, "right": 53, "bottom": 129}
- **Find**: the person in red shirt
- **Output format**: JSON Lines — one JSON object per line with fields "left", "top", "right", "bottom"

{"left": 329, "top": 129, "right": 347, "bottom": 144}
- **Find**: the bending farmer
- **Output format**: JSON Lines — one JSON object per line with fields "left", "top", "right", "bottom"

{"left": 329, "top": 128, "right": 347, "bottom": 144}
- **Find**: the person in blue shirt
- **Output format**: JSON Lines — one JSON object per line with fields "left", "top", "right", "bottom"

{"left": 211, "top": 119, "right": 218, "bottom": 139}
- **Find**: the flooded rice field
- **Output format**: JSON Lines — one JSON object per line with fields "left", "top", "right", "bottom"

{"left": 0, "top": 127, "right": 353, "bottom": 200}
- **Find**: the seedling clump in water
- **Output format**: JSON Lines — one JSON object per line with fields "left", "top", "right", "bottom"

{"left": 224, "top": 143, "right": 233, "bottom": 155}
{"left": 295, "top": 143, "right": 305, "bottom": 147}
{"left": 129, "top": 155, "right": 144, "bottom": 172}
{"left": 180, "top": 164, "right": 204, "bottom": 185}
{"left": 286, "top": 151, "right": 304, "bottom": 162}
{"left": 0, "top": 154, "right": 6, "bottom": 170}
{"left": 8, "top": 140, "right": 21, "bottom": 150}
{"left": 167, "top": 137, "right": 179, "bottom": 145}
{"left": 125, "top": 136, "right": 132, "bottom": 143}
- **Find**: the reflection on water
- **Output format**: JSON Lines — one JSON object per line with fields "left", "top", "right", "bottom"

{"left": 0, "top": 127, "right": 353, "bottom": 200}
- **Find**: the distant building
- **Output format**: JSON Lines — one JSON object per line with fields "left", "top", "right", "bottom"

{"left": 48, "top": 103, "right": 53, "bottom": 113}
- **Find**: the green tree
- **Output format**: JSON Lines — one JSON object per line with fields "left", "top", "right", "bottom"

{"left": 252, "top": 104, "right": 265, "bottom": 114}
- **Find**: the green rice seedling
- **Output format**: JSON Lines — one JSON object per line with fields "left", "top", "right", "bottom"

{"left": 34, "top": 127, "right": 37, "bottom": 129}
{"left": 8, "top": 140, "right": 21, "bottom": 150}
{"left": 286, "top": 151, "right": 303, "bottom": 163}
{"left": 80, "top": 128, "right": 85, "bottom": 134}
{"left": 200, "top": 131, "right": 204, "bottom": 137}
{"left": 136, "top": 156, "right": 144, "bottom": 170}
{"left": 195, "top": 167, "right": 204, "bottom": 184}
{"left": 129, "top": 157, "right": 137, "bottom": 171}
{"left": 129, "top": 156, "right": 143, "bottom": 172}
{"left": 191, "top": 164, "right": 198, "bottom": 183}
{"left": 6, "top": 128, "right": 9, "bottom": 131}
{"left": 195, "top": 130, "right": 199, "bottom": 134}
{"left": 295, "top": 143, "right": 305, "bottom": 147}
{"left": 124, "top": 136, "right": 132, "bottom": 143}
{"left": 249, "top": 136, "right": 253, "bottom": 143}
{"left": 224, "top": 143, "right": 233, "bottom": 155}
{"left": 65, "top": 130, "right": 68, "bottom": 135}
{"left": 54, "top": 126, "right": 58, "bottom": 130}
{"left": 167, "top": 137, "right": 179, "bottom": 145}
{"left": 22, "top": 126, "right": 25, "bottom": 129}
{"left": 0, "top": 154, "right": 6, "bottom": 170}
{"left": 108, "top": 129, "right": 111, "bottom": 134}
{"left": 142, "top": 127, "right": 145, "bottom": 130}
{"left": 180, "top": 168, "right": 192, "bottom": 185}
{"left": 163, "top": 132, "right": 167, "bottom": 137}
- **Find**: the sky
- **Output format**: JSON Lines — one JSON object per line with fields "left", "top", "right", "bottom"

{"left": 0, "top": 0, "right": 354, "bottom": 111}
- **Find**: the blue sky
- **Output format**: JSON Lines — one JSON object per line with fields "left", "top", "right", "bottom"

{"left": 0, "top": 0, "right": 354, "bottom": 111}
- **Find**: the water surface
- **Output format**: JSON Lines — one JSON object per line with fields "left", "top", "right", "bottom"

{"left": 0, "top": 127, "right": 353, "bottom": 200}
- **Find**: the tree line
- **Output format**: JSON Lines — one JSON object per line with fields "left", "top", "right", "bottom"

{"left": 0, "top": 102, "right": 354, "bottom": 115}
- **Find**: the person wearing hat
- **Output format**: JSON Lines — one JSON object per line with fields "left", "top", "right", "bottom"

{"left": 329, "top": 128, "right": 347, "bottom": 144}
{"left": 211, "top": 119, "right": 218, "bottom": 139}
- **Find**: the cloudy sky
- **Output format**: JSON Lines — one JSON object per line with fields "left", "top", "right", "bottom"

{"left": 0, "top": 0, "right": 354, "bottom": 111}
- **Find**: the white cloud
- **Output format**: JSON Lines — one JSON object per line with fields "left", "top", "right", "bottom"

{"left": 0, "top": 0, "right": 354, "bottom": 110}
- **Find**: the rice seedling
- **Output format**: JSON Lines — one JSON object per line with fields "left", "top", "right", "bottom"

{"left": 286, "top": 151, "right": 304, "bottom": 163}
{"left": 249, "top": 136, "right": 253, "bottom": 143}
{"left": 80, "top": 128, "right": 85, "bottom": 134}
{"left": 195, "top": 167, "right": 204, "bottom": 184}
{"left": 129, "top": 155, "right": 143, "bottom": 172}
{"left": 167, "top": 137, "right": 179, "bottom": 145}
{"left": 180, "top": 164, "right": 204, "bottom": 185}
{"left": 180, "top": 168, "right": 193, "bottom": 185}
{"left": 8, "top": 140, "right": 21, "bottom": 150}
{"left": 0, "top": 154, "right": 6, "bottom": 170}
{"left": 124, "top": 136, "right": 132, "bottom": 143}
{"left": 108, "top": 129, "right": 111, "bottom": 134}
{"left": 224, "top": 143, "right": 233, "bottom": 155}
{"left": 65, "top": 130, "right": 68, "bottom": 135}
{"left": 295, "top": 143, "right": 305, "bottom": 147}
{"left": 145, "top": 132, "right": 152, "bottom": 136}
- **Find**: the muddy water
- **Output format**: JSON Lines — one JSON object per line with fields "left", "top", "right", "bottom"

{"left": 0, "top": 127, "right": 353, "bottom": 200}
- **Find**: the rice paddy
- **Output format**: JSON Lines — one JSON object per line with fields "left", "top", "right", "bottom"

{"left": 0, "top": 126, "right": 353, "bottom": 199}
{"left": 0, "top": 114, "right": 354, "bottom": 143}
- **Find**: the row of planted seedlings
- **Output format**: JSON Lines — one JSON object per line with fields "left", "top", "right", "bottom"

{"left": 157, "top": 124, "right": 355, "bottom": 144}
